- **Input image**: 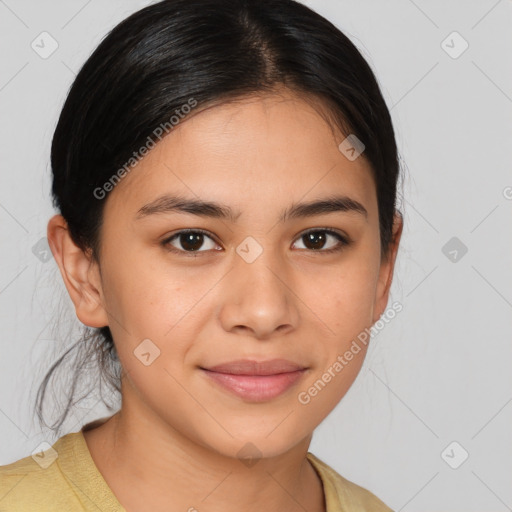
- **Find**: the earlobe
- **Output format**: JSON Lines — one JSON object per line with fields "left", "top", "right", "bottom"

{"left": 372, "top": 211, "right": 404, "bottom": 323}
{"left": 47, "top": 214, "right": 109, "bottom": 329}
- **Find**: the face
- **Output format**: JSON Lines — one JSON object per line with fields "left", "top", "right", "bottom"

{"left": 52, "top": 89, "right": 401, "bottom": 459}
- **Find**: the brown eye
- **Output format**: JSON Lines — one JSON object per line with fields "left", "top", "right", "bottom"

{"left": 293, "top": 229, "right": 349, "bottom": 253}
{"left": 180, "top": 232, "right": 205, "bottom": 251}
{"left": 162, "top": 229, "right": 219, "bottom": 254}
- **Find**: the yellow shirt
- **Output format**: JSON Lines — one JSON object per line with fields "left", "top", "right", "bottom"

{"left": 0, "top": 428, "right": 393, "bottom": 511}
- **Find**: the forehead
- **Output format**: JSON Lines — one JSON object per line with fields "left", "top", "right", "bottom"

{"left": 104, "top": 90, "right": 377, "bottom": 222}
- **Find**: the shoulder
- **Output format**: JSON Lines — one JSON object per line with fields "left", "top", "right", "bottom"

{"left": 0, "top": 433, "right": 85, "bottom": 511}
{"left": 306, "top": 452, "right": 394, "bottom": 512}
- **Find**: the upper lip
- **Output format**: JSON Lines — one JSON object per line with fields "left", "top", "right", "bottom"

{"left": 201, "top": 359, "right": 307, "bottom": 376}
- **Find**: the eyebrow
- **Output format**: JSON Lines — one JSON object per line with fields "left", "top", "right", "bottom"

{"left": 135, "top": 194, "right": 368, "bottom": 223}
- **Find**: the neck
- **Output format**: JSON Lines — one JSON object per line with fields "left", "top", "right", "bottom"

{"left": 83, "top": 396, "right": 325, "bottom": 512}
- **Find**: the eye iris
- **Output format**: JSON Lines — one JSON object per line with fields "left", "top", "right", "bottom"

{"left": 304, "top": 231, "right": 326, "bottom": 250}
{"left": 181, "top": 232, "right": 204, "bottom": 251}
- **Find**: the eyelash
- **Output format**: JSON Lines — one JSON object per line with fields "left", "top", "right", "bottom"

{"left": 160, "top": 228, "right": 350, "bottom": 257}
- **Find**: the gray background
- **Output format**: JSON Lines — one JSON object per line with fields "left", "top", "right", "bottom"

{"left": 1, "top": 1, "right": 511, "bottom": 510}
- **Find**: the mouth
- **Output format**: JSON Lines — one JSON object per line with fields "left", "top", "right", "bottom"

{"left": 199, "top": 359, "right": 308, "bottom": 402}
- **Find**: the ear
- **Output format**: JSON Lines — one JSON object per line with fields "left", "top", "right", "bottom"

{"left": 47, "top": 214, "right": 109, "bottom": 328}
{"left": 372, "top": 211, "right": 403, "bottom": 324}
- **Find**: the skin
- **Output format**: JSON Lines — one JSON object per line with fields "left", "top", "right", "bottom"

{"left": 47, "top": 88, "right": 403, "bottom": 512}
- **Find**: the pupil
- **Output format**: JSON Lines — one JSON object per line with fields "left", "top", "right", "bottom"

{"left": 304, "top": 232, "right": 326, "bottom": 250}
{"left": 181, "top": 233, "right": 203, "bottom": 251}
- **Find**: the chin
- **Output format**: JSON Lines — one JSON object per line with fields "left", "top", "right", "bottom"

{"left": 202, "top": 430, "right": 308, "bottom": 464}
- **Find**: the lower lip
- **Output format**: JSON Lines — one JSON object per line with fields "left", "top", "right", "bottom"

{"left": 200, "top": 369, "right": 307, "bottom": 402}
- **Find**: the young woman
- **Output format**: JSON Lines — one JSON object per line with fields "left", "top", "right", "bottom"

{"left": 0, "top": 0, "right": 403, "bottom": 510}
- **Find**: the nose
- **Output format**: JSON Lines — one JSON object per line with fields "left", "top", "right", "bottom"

{"left": 217, "top": 246, "right": 300, "bottom": 340}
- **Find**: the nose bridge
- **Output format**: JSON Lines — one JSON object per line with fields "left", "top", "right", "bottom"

{"left": 234, "top": 236, "right": 287, "bottom": 303}
{"left": 218, "top": 236, "right": 298, "bottom": 337}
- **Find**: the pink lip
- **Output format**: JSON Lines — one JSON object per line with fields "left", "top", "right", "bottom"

{"left": 200, "top": 359, "right": 308, "bottom": 402}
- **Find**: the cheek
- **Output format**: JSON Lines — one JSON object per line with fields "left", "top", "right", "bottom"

{"left": 101, "top": 243, "right": 174, "bottom": 314}
{"left": 300, "top": 257, "right": 379, "bottom": 341}
{"left": 100, "top": 251, "right": 221, "bottom": 371}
